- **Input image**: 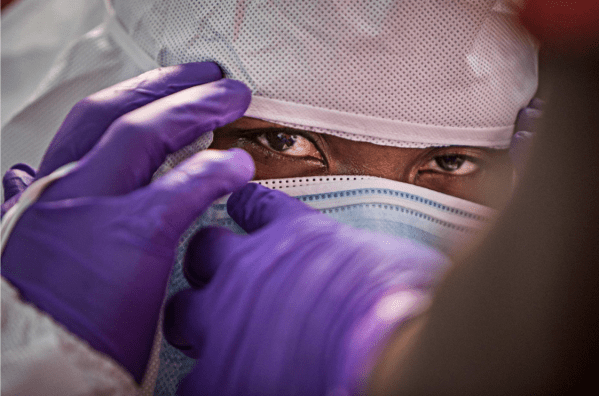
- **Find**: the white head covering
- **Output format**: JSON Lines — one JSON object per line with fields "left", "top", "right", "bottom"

{"left": 113, "top": 0, "right": 538, "bottom": 148}
{"left": 1, "top": 0, "right": 537, "bottom": 177}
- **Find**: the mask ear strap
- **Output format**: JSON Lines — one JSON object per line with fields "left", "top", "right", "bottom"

{"left": 1, "top": 162, "right": 77, "bottom": 254}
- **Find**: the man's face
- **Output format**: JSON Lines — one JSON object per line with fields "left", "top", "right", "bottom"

{"left": 210, "top": 117, "right": 514, "bottom": 208}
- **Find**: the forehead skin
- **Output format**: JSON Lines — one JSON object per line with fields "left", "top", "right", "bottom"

{"left": 210, "top": 117, "right": 514, "bottom": 208}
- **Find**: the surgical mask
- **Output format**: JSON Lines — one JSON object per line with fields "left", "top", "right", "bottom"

{"left": 150, "top": 174, "right": 496, "bottom": 395}
{"left": 197, "top": 176, "right": 495, "bottom": 256}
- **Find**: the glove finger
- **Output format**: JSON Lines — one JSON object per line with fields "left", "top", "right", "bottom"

{"left": 132, "top": 148, "right": 254, "bottom": 241}
{"left": 40, "top": 79, "right": 251, "bottom": 201}
{"left": 528, "top": 98, "right": 544, "bottom": 111}
{"left": 37, "top": 62, "right": 222, "bottom": 179}
{"left": 163, "top": 289, "right": 206, "bottom": 359}
{"left": 515, "top": 107, "right": 543, "bottom": 133}
{"left": 2, "top": 164, "right": 36, "bottom": 201}
{"left": 184, "top": 226, "right": 242, "bottom": 288}
{"left": 227, "top": 183, "right": 319, "bottom": 233}
{"left": 510, "top": 131, "right": 534, "bottom": 173}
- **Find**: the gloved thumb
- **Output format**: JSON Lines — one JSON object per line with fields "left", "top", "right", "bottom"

{"left": 136, "top": 148, "right": 254, "bottom": 239}
{"left": 510, "top": 99, "right": 542, "bottom": 174}
{"left": 227, "top": 183, "right": 320, "bottom": 233}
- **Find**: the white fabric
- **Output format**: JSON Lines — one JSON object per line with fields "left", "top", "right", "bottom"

{"left": 245, "top": 97, "right": 515, "bottom": 148}
{"left": 203, "top": 175, "right": 497, "bottom": 257}
{"left": 111, "top": 0, "right": 538, "bottom": 148}
{"left": 253, "top": 175, "right": 496, "bottom": 228}
{"left": 1, "top": 0, "right": 538, "bottom": 179}
{"left": 1, "top": 278, "right": 137, "bottom": 396}
{"left": 0, "top": 0, "right": 106, "bottom": 125}
{"left": 0, "top": 0, "right": 147, "bottom": 178}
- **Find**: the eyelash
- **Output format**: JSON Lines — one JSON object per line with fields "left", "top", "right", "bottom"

{"left": 241, "top": 129, "right": 325, "bottom": 159}
{"left": 237, "top": 128, "right": 486, "bottom": 176}
{"left": 424, "top": 152, "right": 483, "bottom": 175}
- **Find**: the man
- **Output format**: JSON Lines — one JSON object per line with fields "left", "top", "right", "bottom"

{"left": 1, "top": 1, "right": 539, "bottom": 394}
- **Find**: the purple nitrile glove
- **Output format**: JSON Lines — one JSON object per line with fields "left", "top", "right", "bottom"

{"left": 0, "top": 62, "right": 255, "bottom": 382}
{"left": 510, "top": 98, "right": 543, "bottom": 174}
{"left": 2, "top": 163, "right": 37, "bottom": 217}
{"left": 163, "top": 183, "right": 449, "bottom": 396}
{"left": 1, "top": 63, "right": 225, "bottom": 216}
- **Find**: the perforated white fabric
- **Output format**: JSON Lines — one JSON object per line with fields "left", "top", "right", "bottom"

{"left": 111, "top": 0, "right": 538, "bottom": 148}
{"left": 1, "top": 0, "right": 538, "bottom": 177}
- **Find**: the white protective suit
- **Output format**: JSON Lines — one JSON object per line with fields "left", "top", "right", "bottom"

{"left": 1, "top": 0, "right": 538, "bottom": 394}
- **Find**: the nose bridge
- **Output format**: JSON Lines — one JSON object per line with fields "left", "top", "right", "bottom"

{"left": 326, "top": 136, "right": 422, "bottom": 183}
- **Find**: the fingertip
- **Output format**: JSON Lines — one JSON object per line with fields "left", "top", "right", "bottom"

{"left": 227, "top": 148, "right": 255, "bottom": 182}
{"left": 226, "top": 183, "right": 269, "bottom": 217}
{"left": 178, "top": 148, "right": 254, "bottom": 188}
{"left": 147, "top": 62, "right": 223, "bottom": 88}
{"left": 187, "top": 61, "right": 223, "bottom": 81}
{"left": 215, "top": 79, "right": 253, "bottom": 119}
{"left": 145, "top": 149, "right": 254, "bottom": 241}
{"left": 528, "top": 98, "right": 544, "bottom": 111}
{"left": 163, "top": 289, "right": 203, "bottom": 358}
{"left": 184, "top": 226, "right": 238, "bottom": 287}
{"left": 227, "top": 183, "right": 316, "bottom": 233}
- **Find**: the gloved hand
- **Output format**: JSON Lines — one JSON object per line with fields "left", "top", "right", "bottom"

{"left": 163, "top": 183, "right": 449, "bottom": 396}
{"left": 510, "top": 98, "right": 543, "bottom": 174}
{"left": 0, "top": 62, "right": 254, "bottom": 382}
{"left": 0, "top": 62, "right": 227, "bottom": 215}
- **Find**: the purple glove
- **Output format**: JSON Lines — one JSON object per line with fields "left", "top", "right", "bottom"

{"left": 510, "top": 98, "right": 543, "bottom": 173}
{"left": 2, "top": 163, "right": 36, "bottom": 217}
{"left": 163, "top": 183, "right": 449, "bottom": 396}
{"left": 1, "top": 63, "right": 226, "bottom": 215}
{"left": 0, "top": 63, "right": 254, "bottom": 382}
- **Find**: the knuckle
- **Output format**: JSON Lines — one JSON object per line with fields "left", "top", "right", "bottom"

{"left": 109, "top": 116, "right": 158, "bottom": 149}
{"left": 67, "top": 97, "right": 98, "bottom": 119}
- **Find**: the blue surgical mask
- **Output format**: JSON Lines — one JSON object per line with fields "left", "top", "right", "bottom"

{"left": 149, "top": 175, "right": 497, "bottom": 395}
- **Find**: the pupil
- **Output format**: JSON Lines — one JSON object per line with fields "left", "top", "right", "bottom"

{"left": 267, "top": 132, "right": 296, "bottom": 151}
{"left": 435, "top": 155, "right": 464, "bottom": 171}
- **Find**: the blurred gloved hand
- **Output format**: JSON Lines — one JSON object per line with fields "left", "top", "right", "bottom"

{"left": 510, "top": 98, "right": 543, "bottom": 174}
{"left": 164, "top": 183, "right": 449, "bottom": 396}
{"left": 0, "top": 63, "right": 254, "bottom": 382}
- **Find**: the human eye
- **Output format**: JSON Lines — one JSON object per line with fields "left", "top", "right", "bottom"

{"left": 420, "top": 153, "right": 479, "bottom": 176}
{"left": 413, "top": 147, "right": 508, "bottom": 206}
{"left": 253, "top": 129, "right": 323, "bottom": 161}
